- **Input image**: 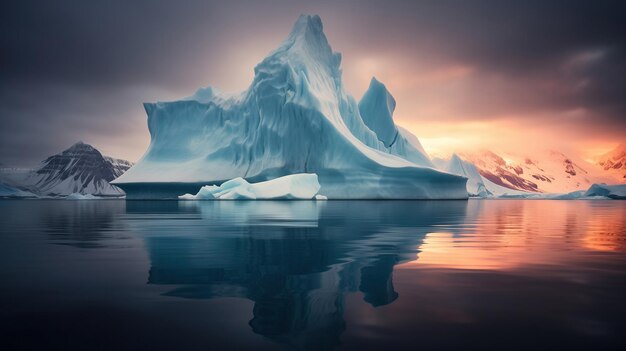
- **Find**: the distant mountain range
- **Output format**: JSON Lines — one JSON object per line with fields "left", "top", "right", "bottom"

{"left": 0, "top": 142, "right": 133, "bottom": 197}
{"left": 438, "top": 147, "right": 623, "bottom": 195}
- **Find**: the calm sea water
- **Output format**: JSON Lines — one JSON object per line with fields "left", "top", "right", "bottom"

{"left": 0, "top": 199, "right": 624, "bottom": 350}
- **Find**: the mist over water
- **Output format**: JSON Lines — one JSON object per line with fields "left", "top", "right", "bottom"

{"left": 1, "top": 199, "right": 624, "bottom": 350}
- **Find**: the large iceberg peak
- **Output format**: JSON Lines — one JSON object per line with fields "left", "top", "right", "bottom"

{"left": 358, "top": 77, "right": 398, "bottom": 147}
{"left": 288, "top": 14, "right": 325, "bottom": 44}
{"left": 283, "top": 14, "right": 334, "bottom": 59}
{"left": 114, "top": 14, "right": 465, "bottom": 199}
{"left": 254, "top": 14, "right": 341, "bottom": 81}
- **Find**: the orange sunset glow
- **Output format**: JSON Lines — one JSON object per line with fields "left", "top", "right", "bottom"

{"left": 399, "top": 200, "right": 626, "bottom": 271}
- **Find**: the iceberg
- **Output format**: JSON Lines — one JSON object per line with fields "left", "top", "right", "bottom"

{"left": 65, "top": 193, "right": 101, "bottom": 200}
{"left": 584, "top": 183, "right": 626, "bottom": 199}
{"left": 113, "top": 15, "right": 467, "bottom": 200}
{"left": 179, "top": 173, "right": 321, "bottom": 200}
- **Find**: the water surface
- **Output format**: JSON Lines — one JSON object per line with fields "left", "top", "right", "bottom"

{"left": 1, "top": 200, "right": 625, "bottom": 350}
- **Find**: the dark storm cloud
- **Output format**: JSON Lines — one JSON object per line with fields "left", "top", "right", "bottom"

{"left": 339, "top": 0, "right": 626, "bottom": 122}
{"left": 1, "top": 0, "right": 224, "bottom": 88}
{"left": 1, "top": 0, "right": 625, "bottom": 165}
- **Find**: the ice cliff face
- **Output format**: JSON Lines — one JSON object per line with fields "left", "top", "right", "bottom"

{"left": 113, "top": 15, "right": 467, "bottom": 199}
{"left": 358, "top": 78, "right": 433, "bottom": 167}
{"left": 434, "top": 154, "right": 491, "bottom": 197}
{"left": 358, "top": 77, "right": 398, "bottom": 148}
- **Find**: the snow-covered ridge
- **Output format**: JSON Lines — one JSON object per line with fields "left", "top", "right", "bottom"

{"left": 113, "top": 14, "right": 467, "bottom": 199}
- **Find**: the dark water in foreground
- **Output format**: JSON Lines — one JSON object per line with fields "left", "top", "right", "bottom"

{"left": 0, "top": 200, "right": 625, "bottom": 350}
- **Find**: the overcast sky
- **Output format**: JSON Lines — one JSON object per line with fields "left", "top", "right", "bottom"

{"left": 1, "top": 0, "right": 625, "bottom": 166}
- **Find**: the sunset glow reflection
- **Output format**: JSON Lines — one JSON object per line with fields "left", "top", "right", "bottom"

{"left": 400, "top": 200, "right": 626, "bottom": 271}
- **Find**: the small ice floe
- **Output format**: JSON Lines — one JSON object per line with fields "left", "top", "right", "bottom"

{"left": 179, "top": 173, "right": 322, "bottom": 200}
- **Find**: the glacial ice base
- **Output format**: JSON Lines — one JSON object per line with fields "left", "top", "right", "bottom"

{"left": 119, "top": 166, "right": 467, "bottom": 200}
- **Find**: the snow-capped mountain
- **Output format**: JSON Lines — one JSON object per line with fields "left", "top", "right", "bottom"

{"left": 5, "top": 142, "right": 134, "bottom": 197}
{"left": 29, "top": 141, "right": 132, "bottom": 196}
{"left": 114, "top": 15, "right": 466, "bottom": 199}
{"left": 459, "top": 150, "right": 614, "bottom": 193}
{"left": 595, "top": 143, "right": 626, "bottom": 181}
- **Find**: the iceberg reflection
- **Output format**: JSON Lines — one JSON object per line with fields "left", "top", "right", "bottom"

{"left": 136, "top": 200, "right": 469, "bottom": 349}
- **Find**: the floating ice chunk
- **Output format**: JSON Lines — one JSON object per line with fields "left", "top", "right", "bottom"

{"left": 179, "top": 173, "right": 321, "bottom": 200}
{"left": 584, "top": 183, "right": 626, "bottom": 199}
{"left": 66, "top": 193, "right": 100, "bottom": 200}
